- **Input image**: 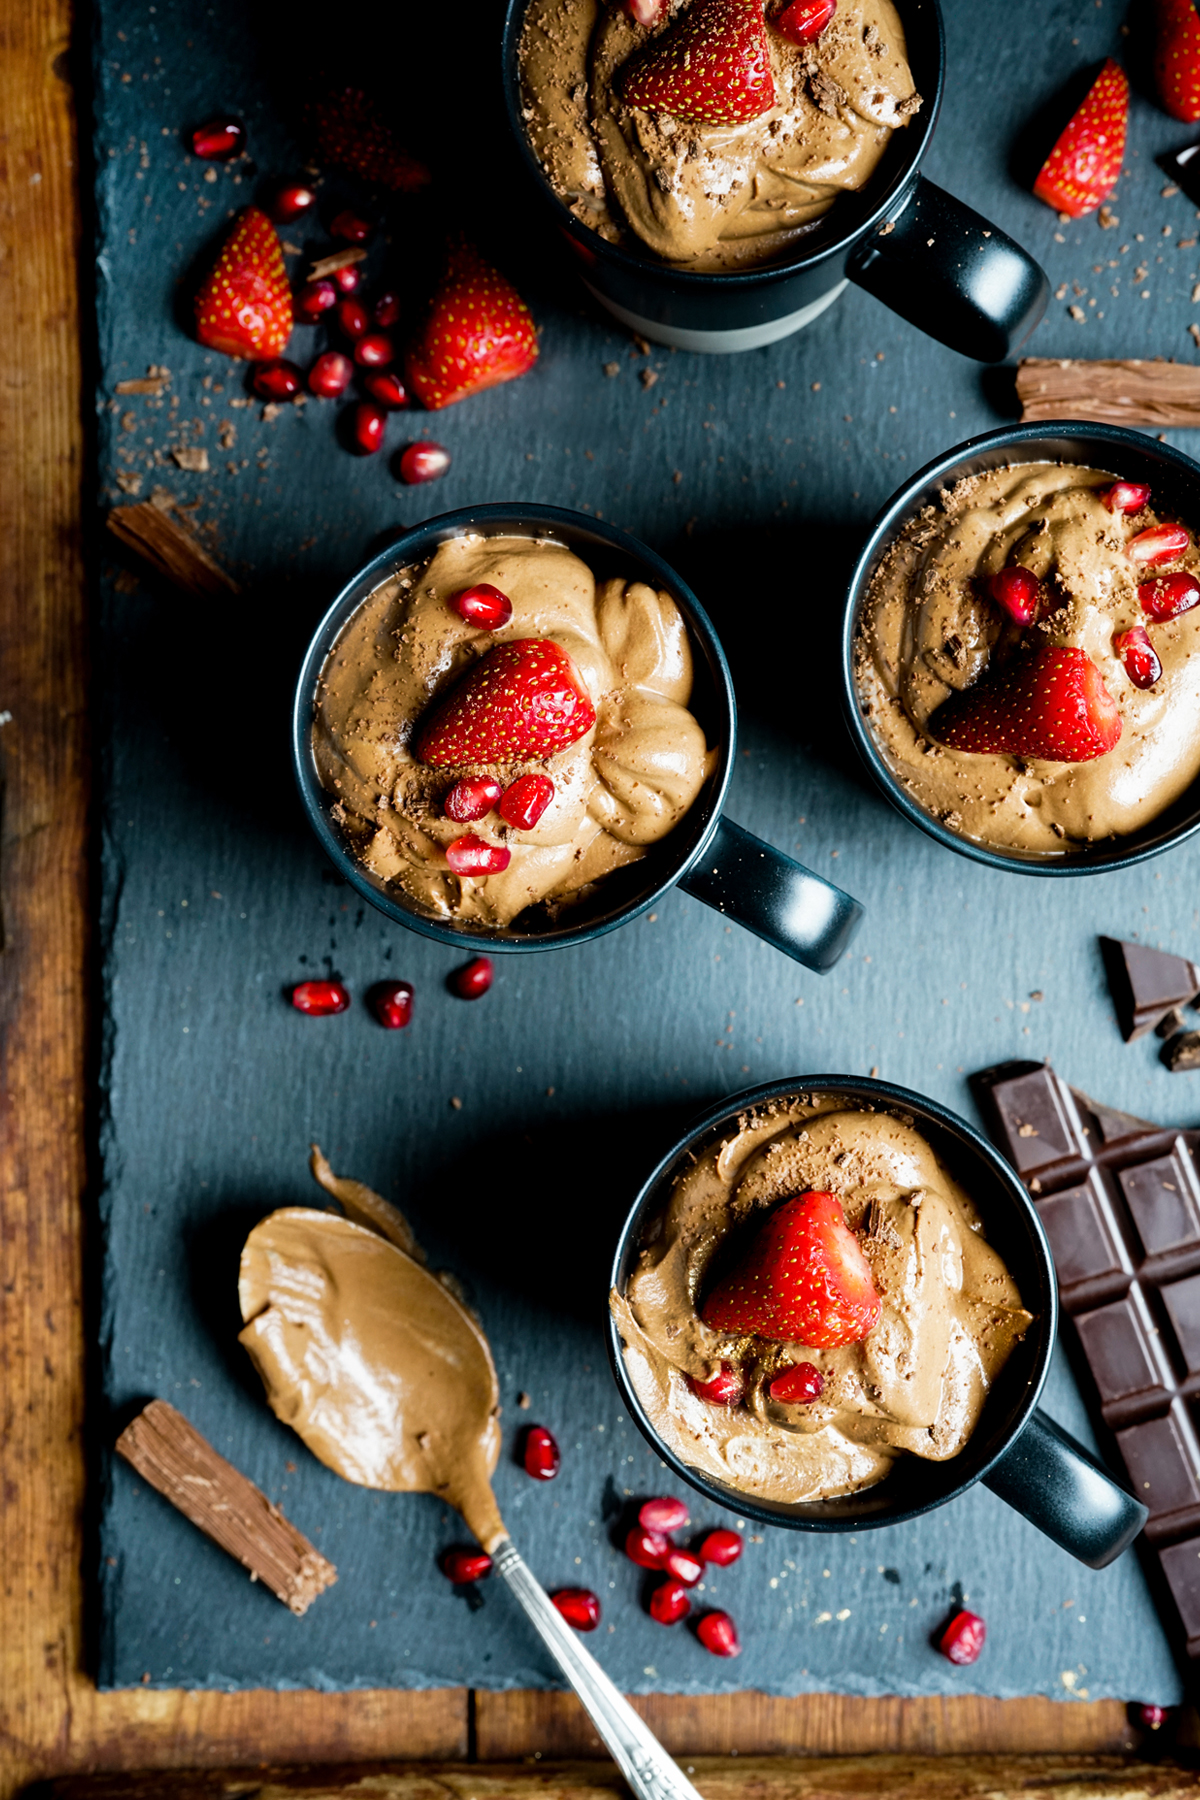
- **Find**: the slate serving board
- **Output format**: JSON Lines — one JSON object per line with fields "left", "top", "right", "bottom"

{"left": 94, "top": 0, "right": 1196, "bottom": 1700}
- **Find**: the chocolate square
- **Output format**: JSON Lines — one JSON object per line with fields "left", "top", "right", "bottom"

{"left": 1116, "top": 1400, "right": 1200, "bottom": 1543}
{"left": 1118, "top": 1142, "right": 1200, "bottom": 1270}
{"left": 1035, "top": 1170, "right": 1132, "bottom": 1308}
{"left": 1100, "top": 937, "right": 1200, "bottom": 1042}
{"left": 1161, "top": 1536, "right": 1200, "bottom": 1656}
{"left": 981, "top": 1066, "right": 1091, "bottom": 1178}
{"left": 1163, "top": 1273, "right": 1200, "bottom": 1382}
{"left": 1074, "top": 1285, "right": 1175, "bottom": 1426}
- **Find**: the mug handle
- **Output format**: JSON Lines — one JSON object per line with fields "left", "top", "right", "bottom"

{"left": 982, "top": 1407, "right": 1147, "bottom": 1569}
{"left": 677, "top": 817, "right": 864, "bottom": 972}
{"left": 847, "top": 176, "right": 1049, "bottom": 363}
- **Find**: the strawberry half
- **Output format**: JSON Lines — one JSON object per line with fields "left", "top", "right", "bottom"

{"left": 414, "top": 639, "right": 596, "bottom": 766}
{"left": 931, "top": 646, "right": 1121, "bottom": 763}
{"left": 1155, "top": 0, "right": 1200, "bottom": 122}
{"left": 1032, "top": 59, "right": 1128, "bottom": 218}
{"left": 621, "top": 0, "right": 776, "bottom": 127}
{"left": 309, "top": 87, "right": 431, "bottom": 192}
{"left": 405, "top": 239, "right": 538, "bottom": 411}
{"left": 195, "top": 207, "right": 292, "bottom": 360}
{"left": 701, "top": 1192, "right": 881, "bottom": 1349}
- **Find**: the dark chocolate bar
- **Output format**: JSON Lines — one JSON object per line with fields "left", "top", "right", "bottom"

{"left": 973, "top": 1059, "right": 1200, "bottom": 1653}
{"left": 1100, "top": 937, "right": 1200, "bottom": 1042}
{"left": 1160, "top": 139, "right": 1200, "bottom": 208}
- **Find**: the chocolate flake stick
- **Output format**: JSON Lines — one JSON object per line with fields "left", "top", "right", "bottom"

{"left": 107, "top": 499, "right": 240, "bottom": 598}
{"left": 116, "top": 1400, "right": 336, "bottom": 1615}
{"left": 1016, "top": 357, "right": 1200, "bottom": 427}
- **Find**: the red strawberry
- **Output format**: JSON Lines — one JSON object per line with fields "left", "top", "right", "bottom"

{"left": 932, "top": 646, "right": 1121, "bottom": 762}
{"left": 405, "top": 239, "right": 538, "bottom": 410}
{"left": 414, "top": 639, "right": 596, "bottom": 766}
{"left": 701, "top": 1192, "right": 881, "bottom": 1349}
{"left": 309, "top": 87, "right": 431, "bottom": 192}
{"left": 194, "top": 207, "right": 292, "bottom": 360}
{"left": 1155, "top": 0, "right": 1200, "bottom": 121}
{"left": 621, "top": 0, "right": 776, "bottom": 127}
{"left": 1032, "top": 59, "right": 1128, "bottom": 218}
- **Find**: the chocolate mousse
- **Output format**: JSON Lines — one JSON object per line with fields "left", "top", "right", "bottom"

{"left": 518, "top": 0, "right": 921, "bottom": 272}
{"left": 855, "top": 463, "right": 1200, "bottom": 855}
{"left": 611, "top": 1095, "right": 1031, "bottom": 1505}
{"left": 312, "top": 533, "right": 718, "bottom": 930}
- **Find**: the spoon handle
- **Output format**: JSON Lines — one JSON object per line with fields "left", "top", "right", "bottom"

{"left": 493, "top": 1539, "right": 703, "bottom": 1800}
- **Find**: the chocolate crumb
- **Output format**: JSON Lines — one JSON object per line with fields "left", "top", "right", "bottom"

{"left": 1163, "top": 1030, "right": 1200, "bottom": 1073}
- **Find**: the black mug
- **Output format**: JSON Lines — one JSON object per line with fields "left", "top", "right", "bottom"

{"left": 501, "top": 0, "right": 1049, "bottom": 357}
{"left": 609, "top": 1075, "right": 1148, "bottom": 1568}
{"left": 292, "top": 504, "right": 864, "bottom": 969}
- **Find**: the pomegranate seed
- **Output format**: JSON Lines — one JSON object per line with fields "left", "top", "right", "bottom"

{"left": 308, "top": 351, "right": 354, "bottom": 398}
{"left": 627, "top": 0, "right": 666, "bottom": 18}
{"left": 1139, "top": 571, "right": 1200, "bottom": 620}
{"left": 400, "top": 441, "right": 451, "bottom": 484}
{"left": 449, "top": 583, "right": 513, "bottom": 631}
{"left": 773, "top": 0, "right": 836, "bottom": 45}
{"left": 355, "top": 331, "right": 395, "bottom": 369}
{"left": 1114, "top": 626, "right": 1162, "bottom": 690}
{"left": 639, "top": 1496, "right": 689, "bottom": 1534}
{"left": 1101, "top": 479, "right": 1151, "bottom": 514}
{"left": 331, "top": 209, "right": 374, "bottom": 243}
{"left": 291, "top": 980, "right": 350, "bottom": 1016}
{"left": 364, "top": 371, "right": 409, "bottom": 409}
{"left": 252, "top": 358, "right": 302, "bottom": 402}
{"left": 1128, "top": 523, "right": 1191, "bottom": 566}
{"left": 498, "top": 773, "right": 555, "bottom": 831}
{"left": 522, "top": 1424, "right": 561, "bottom": 1480}
{"left": 374, "top": 291, "right": 402, "bottom": 328}
{"left": 686, "top": 1365, "right": 744, "bottom": 1406}
{"left": 625, "top": 1525, "right": 670, "bottom": 1570}
{"left": 697, "top": 1610, "right": 742, "bottom": 1657}
{"left": 1136, "top": 1703, "right": 1169, "bottom": 1730}
{"left": 699, "top": 1528, "right": 743, "bottom": 1567}
{"left": 987, "top": 566, "right": 1041, "bottom": 626}
{"left": 445, "top": 776, "right": 503, "bottom": 823}
{"left": 270, "top": 182, "right": 316, "bottom": 223}
{"left": 337, "top": 298, "right": 370, "bottom": 340}
{"left": 663, "top": 1547, "right": 703, "bottom": 1586}
{"left": 769, "top": 1362, "right": 824, "bottom": 1404}
{"left": 332, "top": 263, "right": 362, "bottom": 294}
{"left": 296, "top": 279, "right": 337, "bottom": 320}
{"left": 449, "top": 956, "right": 494, "bottom": 1000}
{"left": 939, "top": 1609, "right": 987, "bottom": 1665}
{"left": 442, "top": 1547, "right": 492, "bottom": 1584}
{"left": 649, "top": 1578, "right": 691, "bottom": 1625}
{"left": 353, "top": 402, "right": 387, "bottom": 455}
{"left": 445, "top": 834, "right": 511, "bottom": 876}
{"left": 369, "top": 980, "right": 414, "bottom": 1030}
{"left": 552, "top": 1587, "right": 600, "bottom": 1631}
{"left": 190, "top": 115, "right": 244, "bottom": 160}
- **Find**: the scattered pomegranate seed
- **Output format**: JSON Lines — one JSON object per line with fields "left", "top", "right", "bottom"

{"left": 499, "top": 773, "right": 555, "bottom": 831}
{"left": 369, "top": 980, "right": 414, "bottom": 1030}
{"left": 354, "top": 331, "right": 395, "bottom": 369}
{"left": 522, "top": 1424, "right": 561, "bottom": 1480}
{"left": 773, "top": 0, "right": 836, "bottom": 45}
{"left": 449, "top": 582, "right": 513, "bottom": 630}
{"left": 699, "top": 1528, "right": 743, "bottom": 1568}
{"left": 663, "top": 1547, "right": 703, "bottom": 1587}
{"left": 449, "top": 956, "right": 494, "bottom": 1000}
{"left": 252, "top": 358, "right": 301, "bottom": 402}
{"left": 400, "top": 441, "right": 451, "bottom": 484}
{"left": 686, "top": 1365, "right": 744, "bottom": 1406}
{"left": 626, "top": 0, "right": 666, "bottom": 18}
{"left": 1139, "top": 571, "right": 1200, "bottom": 620}
{"left": 1135, "top": 1703, "right": 1169, "bottom": 1730}
{"left": 625, "top": 1525, "right": 670, "bottom": 1570}
{"left": 769, "top": 1362, "right": 825, "bottom": 1404}
{"left": 987, "top": 566, "right": 1041, "bottom": 626}
{"left": 1101, "top": 479, "right": 1151, "bottom": 514}
{"left": 270, "top": 182, "right": 316, "bottom": 223}
{"left": 552, "top": 1587, "right": 600, "bottom": 1630}
{"left": 939, "top": 1609, "right": 987, "bottom": 1665}
{"left": 697, "top": 1610, "right": 742, "bottom": 1657}
{"left": 337, "top": 297, "right": 370, "bottom": 339}
{"left": 445, "top": 834, "right": 511, "bottom": 876}
{"left": 291, "top": 980, "right": 350, "bottom": 1016}
{"left": 445, "top": 776, "right": 503, "bottom": 823}
{"left": 441, "top": 1547, "right": 492, "bottom": 1584}
{"left": 352, "top": 402, "right": 387, "bottom": 455}
{"left": 296, "top": 279, "right": 337, "bottom": 320}
{"left": 639, "top": 1496, "right": 689, "bottom": 1534}
{"left": 190, "top": 115, "right": 244, "bottom": 160}
{"left": 1114, "top": 626, "right": 1162, "bottom": 690}
{"left": 308, "top": 351, "right": 354, "bottom": 398}
{"left": 1128, "top": 523, "right": 1191, "bottom": 566}
{"left": 374, "top": 291, "right": 402, "bottom": 328}
{"left": 364, "top": 371, "right": 409, "bottom": 409}
{"left": 332, "top": 263, "right": 362, "bottom": 294}
{"left": 331, "top": 209, "right": 374, "bottom": 243}
{"left": 649, "top": 1578, "right": 691, "bottom": 1625}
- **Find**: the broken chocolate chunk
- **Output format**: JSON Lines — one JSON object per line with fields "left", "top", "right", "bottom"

{"left": 1164, "top": 1031, "right": 1200, "bottom": 1075}
{"left": 1100, "top": 936, "right": 1200, "bottom": 1042}
{"left": 1159, "top": 140, "right": 1200, "bottom": 208}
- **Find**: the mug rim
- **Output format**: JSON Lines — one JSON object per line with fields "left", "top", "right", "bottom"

{"left": 839, "top": 419, "right": 1200, "bottom": 877}
{"left": 500, "top": 0, "right": 946, "bottom": 293}
{"left": 606, "top": 1072, "right": 1057, "bottom": 1533}
{"left": 290, "top": 502, "right": 737, "bottom": 953}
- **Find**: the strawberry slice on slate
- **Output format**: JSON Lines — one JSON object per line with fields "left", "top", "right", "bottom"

{"left": 1154, "top": 0, "right": 1200, "bottom": 122}
{"left": 932, "top": 645, "right": 1121, "bottom": 762}
{"left": 405, "top": 239, "right": 538, "bottom": 411}
{"left": 621, "top": 0, "right": 776, "bottom": 127}
{"left": 701, "top": 1191, "right": 881, "bottom": 1349}
{"left": 195, "top": 207, "right": 292, "bottom": 360}
{"left": 1032, "top": 59, "right": 1128, "bottom": 218}
{"left": 415, "top": 639, "right": 596, "bottom": 767}
{"left": 309, "top": 87, "right": 431, "bottom": 192}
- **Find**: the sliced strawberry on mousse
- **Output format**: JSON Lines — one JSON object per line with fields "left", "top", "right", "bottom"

{"left": 1032, "top": 59, "right": 1128, "bottom": 218}
{"left": 701, "top": 1191, "right": 881, "bottom": 1349}
{"left": 405, "top": 239, "right": 538, "bottom": 410}
{"left": 1154, "top": 0, "right": 1200, "bottom": 123}
{"left": 195, "top": 207, "right": 292, "bottom": 359}
{"left": 621, "top": 0, "right": 776, "bottom": 127}
{"left": 931, "top": 646, "right": 1121, "bottom": 763}
{"left": 414, "top": 639, "right": 596, "bottom": 766}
